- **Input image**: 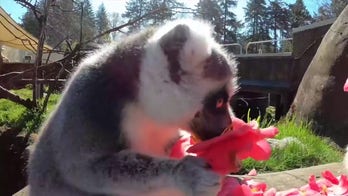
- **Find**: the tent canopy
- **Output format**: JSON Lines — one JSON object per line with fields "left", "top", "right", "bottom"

{"left": 0, "top": 6, "right": 52, "bottom": 52}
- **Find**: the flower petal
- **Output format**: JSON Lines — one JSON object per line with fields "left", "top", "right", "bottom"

{"left": 308, "top": 175, "right": 321, "bottom": 192}
{"left": 344, "top": 78, "right": 348, "bottom": 92}
{"left": 322, "top": 170, "right": 339, "bottom": 185}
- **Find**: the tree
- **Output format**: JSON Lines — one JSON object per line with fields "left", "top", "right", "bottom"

{"left": 122, "top": 0, "right": 183, "bottom": 32}
{"left": 146, "top": 0, "right": 183, "bottom": 25}
{"left": 21, "top": 10, "right": 40, "bottom": 38}
{"left": 21, "top": 0, "right": 82, "bottom": 47}
{"left": 46, "top": 0, "right": 80, "bottom": 46}
{"left": 80, "top": 0, "right": 97, "bottom": 42}
{"left": 122, "top": 0, "right": 148, "bottom": 32}
{"left": 244, "top": 0, "right": 270, "bottom": 41}
{"left": 314, "top": 0, "right": 348, "bottom": 21}
{"left": 289, "top": 0, "right": 312, "bottom": 28}
{"left": 331, "top": 0, "right": 348, "bottom": 16}
{"left": 269, "top": 0, "right": 291, "bottom": 38}
{"left": 219, "top": 0, "right": 241, "bottom": 43}
{"left": 110, "top": 12, "right": 122, "bottom": 41}
{"left": 95, "top": 3, "right": 110, "bottom": 43}
{"left": 196, "top": 0, "right": 224, "bottom": 41}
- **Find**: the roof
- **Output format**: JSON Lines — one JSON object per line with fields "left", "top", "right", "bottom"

{"left": 0, "top": 6, "right": 52, "bottom": 52}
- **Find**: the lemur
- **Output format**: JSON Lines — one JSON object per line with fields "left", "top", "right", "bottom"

{"left": 28, "top": 19, "right": 238, "bottom": 196}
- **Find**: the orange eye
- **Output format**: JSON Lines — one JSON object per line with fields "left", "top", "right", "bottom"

{"left": 216, "top": 98, "right": 224, "bottom": 108}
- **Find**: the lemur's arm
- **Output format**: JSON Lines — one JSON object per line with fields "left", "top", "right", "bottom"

{"left": 60, "top": 151, "right": 220, "bottom": 195}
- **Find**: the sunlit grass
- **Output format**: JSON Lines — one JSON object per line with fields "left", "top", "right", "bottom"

{"left": 240, "top": 117, "right": 344, "bottom": 173}
{"left": 0, "top": 88, "right": 61, "bottom": 133}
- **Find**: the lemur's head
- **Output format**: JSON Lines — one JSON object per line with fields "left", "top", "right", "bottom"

{"left": 139, "top": 19, "right": 238, "bottom": 141}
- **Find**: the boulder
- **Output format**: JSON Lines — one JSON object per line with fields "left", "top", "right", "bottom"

{"left": 289, "top": 5, "right": 348, "bottom": 147}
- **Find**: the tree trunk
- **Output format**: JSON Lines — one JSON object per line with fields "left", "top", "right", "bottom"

{"left": 32, "top": 0, "right": 50, "bottom": 106}
{"left": 289, "top": 5, "right": 348, "bottom": 147}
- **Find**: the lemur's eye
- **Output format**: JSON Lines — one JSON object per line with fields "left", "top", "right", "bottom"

{"left": 216, "top": 98, "right": 224, "bottom": 108}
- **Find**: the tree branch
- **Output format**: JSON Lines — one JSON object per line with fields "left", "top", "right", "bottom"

{"left": 14, "top": 0, "right": 42, "bottom": 21}
{"left": 83, "top": 7, "right": 167, "bottom": 44}
{"left": 0, "top": 85, "right": 34, "bottom": 109}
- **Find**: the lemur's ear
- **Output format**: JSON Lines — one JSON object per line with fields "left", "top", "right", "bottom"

{"left": 159, "top": 24, "right": 190, "bottom": 84}
{"left": 159, "top": 24, "right": 189, "bottom": 52}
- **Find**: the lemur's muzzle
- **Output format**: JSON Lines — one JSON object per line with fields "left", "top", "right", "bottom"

{"left": 190, "top": 104, "right": 233, "bottom": 141}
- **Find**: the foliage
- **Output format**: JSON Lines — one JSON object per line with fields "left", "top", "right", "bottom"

{"left": 122, "top": 0, "right": 148, "bottom": 32}
{"left": 219, "top": 0, "right": 241, "bottom": 44}
{"left": 122, "top": 0, "right": 182, "bottom": 32}
{"left": 20, "top": 0, "right": 105, "bottom": 47}
{"left": 195, "top": 0, "right": 241, "bottom": 43}
{"left": 289, "top": 0, "right": 313, "bottom": 28}
{"left": 21, "top": 10, "right": 40, "bottom": 38}
{"left": 244, "top": 0, "right": 271, "bottom": 53}
{"left": 80, "top": 0, "right": 97, "bottom": 41}
{"left": 244, "top": 0, "right": 270, "bottom": 41}
{"left": 146, "top": 0, "right": 183, "bottom": 25}
{"left": 314, "top": 0, "right": 348, "bottom": 21}
{"left": 110, "top": 12, "right": 122, "bottom": 41}
{"left": 268, "top": 0, "right": 291, "bottom": 41}
{"left": 240, "top": 117, "right": 343, "bottom": 173}
{"left": 195, "top": 0, "right": 224, "bottom": 41}
{"left": 96, "top": 3, "right": 110, "bottom": 43}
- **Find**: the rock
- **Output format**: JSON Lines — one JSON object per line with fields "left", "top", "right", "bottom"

{"left": 289, "top": 5, "right": 348, "bottom": 147}
{"left": 268, "top": 137, "right": 304, "bottom": 150}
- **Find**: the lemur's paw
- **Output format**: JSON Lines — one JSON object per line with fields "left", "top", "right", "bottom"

{"left": 173, "top": 156, "right": 222, "bottom": 196}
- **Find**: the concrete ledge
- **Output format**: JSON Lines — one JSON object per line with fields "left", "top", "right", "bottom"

{"left": 13, "top": 163, "right": 345, "bottom": 195}
{"left": 255, "top": 162, "right": 346, "bottom": 191}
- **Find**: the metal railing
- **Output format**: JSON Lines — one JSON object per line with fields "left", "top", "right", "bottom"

{"left": 245, "top": 38, "right": 293, "bottom": 54}
{"left": 221, "top": 43, "right": 243, "bottom": 55}
{"left": 222, "top": 38, "right": 293, "bottom": 55}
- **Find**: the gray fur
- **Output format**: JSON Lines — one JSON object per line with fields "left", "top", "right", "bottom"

{"left": 28, "top": 20, "right": 237, "bottom": 196}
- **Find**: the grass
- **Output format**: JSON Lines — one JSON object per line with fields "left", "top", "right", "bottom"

{"left": 0, "top": 89, "right": 344, "bottom": 172}
{"left": 0, "top": 88, "right": 61, "bottom": 134}
{"left": 240, "top": 117, "right": 344, "bottom": 173}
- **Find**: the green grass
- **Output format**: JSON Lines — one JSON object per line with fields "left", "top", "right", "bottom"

{"left": 240, "top": 117, "right": 344, "bottom": 173}
{"left": 0, "top": 88, "right": 61, "bottom": 133}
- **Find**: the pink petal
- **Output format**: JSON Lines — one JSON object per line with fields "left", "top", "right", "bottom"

{"left": 248, "top": 169, "right": 258, "bottom": 176}
{"left": 263, "top": 188, "right": 277, "bottom": 196}
{"left": 339, "top": 175, "right": 348, "bottom": 188}
{"left": 308, "top": 175, "right": 321, "bottom": 192}
{"left": 169, "top": 135, "right": 194, "bottom": 159}
{"left": 260, "top": 126, "right": 279, "bottom": 138}
{"left": 322, "top": 170, "right": 339, "bottom": 184}
{"left": 344, "top": 78, "right": 348, "bottom": 92}
{"left": 238, "top": 140, "right": 272, "bottom": 160}
{"left": 274, "top": 188, "right": 300, "bottom": 196}
{"left": 240, "top": 184, "right": 254, "bottom": 196}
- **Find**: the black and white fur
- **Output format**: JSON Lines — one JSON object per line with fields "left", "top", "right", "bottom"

{"left": 28, "top": 19, "right": 238, "bottom": 196}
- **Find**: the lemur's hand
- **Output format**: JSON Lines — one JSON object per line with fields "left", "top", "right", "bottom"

{"left": 173, "top": 156, "right": 222, "bottom": 196}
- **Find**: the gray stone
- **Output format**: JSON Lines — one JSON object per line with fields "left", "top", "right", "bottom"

{"left": 268, "top": 137, "right": 304, "bottom": 150}
{"left": 289, "top": 5, "right": 348, "bottom": 147}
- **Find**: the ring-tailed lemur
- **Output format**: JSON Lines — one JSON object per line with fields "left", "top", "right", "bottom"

{"left": 28, "top": 19, "right": 238, "bottom": 196}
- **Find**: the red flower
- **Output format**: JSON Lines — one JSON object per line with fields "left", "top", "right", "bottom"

{"left": 187, "top": 118, "right": 279, "bottom": 174}
{"left": 298, "top": 170, "right": 348, "bottom": 195}
{"left": 169, "top": 132, "right": 194, "bottom": 159}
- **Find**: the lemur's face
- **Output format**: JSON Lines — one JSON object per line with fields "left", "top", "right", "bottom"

{"left": 139, "top": 19, "right": 237, "bottom": 140}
